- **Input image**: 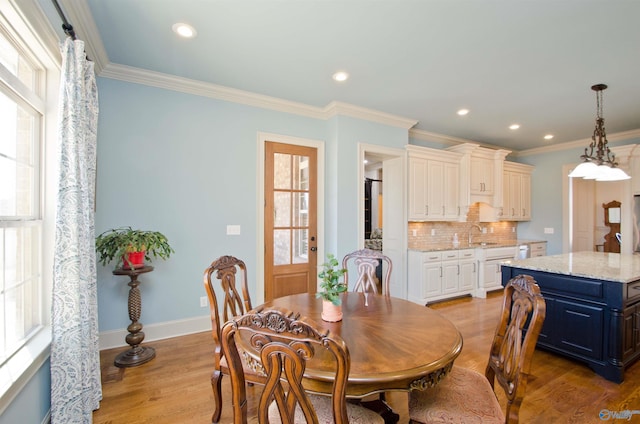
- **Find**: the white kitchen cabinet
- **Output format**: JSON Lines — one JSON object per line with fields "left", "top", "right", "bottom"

{"left": 458, "top": 250, "right": 477, "bottom": 291}
{"left": 408, "top": 156, "right": 428, "bottom": 220}
{"left": 441, "top": 250, "right": 460, "bottom": 294}
{"left": 502, "top": 161, "right": 534, "bottom": 221}
{"left": 476, "top": 246, "right": 517, "bottom": 298}
{"left": 408, "top": 147, "right": 461, "bottom": 221}
{"left": 446, "top": 143, "right": 511, "bottom": 215}
{"left": 529, "top": 241, "right": 547, "bottom": 257}
{"left": 470, "top": 156, "right": 494, "bottom": 195}
{"left": 408, "top": 249, "right": 476, "bottom": 304}
{"left": 408, "top": 251, "right": 442, "bottom": 302}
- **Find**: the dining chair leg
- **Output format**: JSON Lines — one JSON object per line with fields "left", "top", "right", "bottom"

{"left": 210, "top": 370, "right": 223, "bottom": 423}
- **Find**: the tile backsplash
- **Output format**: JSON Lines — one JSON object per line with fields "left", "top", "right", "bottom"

{"left": 408, "top": 203, "right": 517, "bottom": 249}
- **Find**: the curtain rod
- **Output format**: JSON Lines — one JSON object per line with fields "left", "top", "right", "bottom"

{"left": 51, "top": 0, "right": 76, "bottom": 40}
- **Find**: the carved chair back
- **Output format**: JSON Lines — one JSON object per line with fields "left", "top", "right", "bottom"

{"left": 342, "top": 248, "right": 392, "bottom": 295}
{"left": 486, "top": 274, "right": 546, "bottom": 423}
{"left": 203, "top": 255, "right": 254, "bottom": 423}
{"left": 221, "top": 307, "right": 351, "bottom": 424}
{"left": 204, "top": 255, "right": 252, "bottom": 350}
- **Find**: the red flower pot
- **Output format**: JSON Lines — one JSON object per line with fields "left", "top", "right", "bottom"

{"left": 122, "top": 251, "right": 145, "bottom": 269}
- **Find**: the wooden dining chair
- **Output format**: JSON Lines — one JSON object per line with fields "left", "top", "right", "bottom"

{"left": 203, "top": 255, "right": 263, "bottom": 424}
{"left": 342, "top": 248, "right": 392, "bottom": 295}
{"left": 408, "top": 274, "right": 546, "bottom": 424}
{"left": 221, "top": 307, "right": 385, "bottom": 424}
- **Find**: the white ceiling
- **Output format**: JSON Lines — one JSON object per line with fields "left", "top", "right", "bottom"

{"left": 50, "top": 0, "right": 640, "bottom": 152}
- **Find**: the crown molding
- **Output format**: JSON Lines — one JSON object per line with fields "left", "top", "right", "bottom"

{"left": 323, "top": 101, "right": 417, "bottom": 129}
{"left": 100, "top": 63, "right": 419, "bottom": 129}
{"left": 514, "top": 128, "right": 640, "bottom": 157}
{"left": 409, "top": 128, "right": 508, "bottom": 151}
{"left": 59, "top": 0, "right": 108, "bottom": 72}
{"left": 100, "top": 62, "right": 329, "bottom": 119}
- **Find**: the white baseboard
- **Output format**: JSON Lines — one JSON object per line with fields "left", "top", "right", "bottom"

{"left": 99, "top": 315, "right": 211, "bottom": 350}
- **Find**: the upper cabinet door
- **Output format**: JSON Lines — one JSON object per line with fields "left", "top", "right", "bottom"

{"left": 443, "top": 162, "right": 460, "bottom": 219}
{"left": 501, "top": 161, "right": 534, "bottom": 222}
{"left": 427, "top": 160, "right": 446, "bottom": 220}
{"left": 407, "top": 150, "right": 461, "bottom": 222}
{"left": 408, "top": 156, "right": 428, "bottom": 220}
{"left": 470, "top": 157, "right": 494, "bottom": 195}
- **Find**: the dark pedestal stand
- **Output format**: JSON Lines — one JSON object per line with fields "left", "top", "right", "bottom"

{"left": 112, "top": 265, "right": 156, "bottom": 367}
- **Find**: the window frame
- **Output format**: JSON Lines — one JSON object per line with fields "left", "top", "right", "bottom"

{"left": 0, "top": 0, "right": 61, "bottom": 414}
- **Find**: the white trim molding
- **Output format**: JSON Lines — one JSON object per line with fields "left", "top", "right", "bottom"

{"left": 98, "top": 315, "right": 211, "bottom": 350}
{"left": 515, "top": 128, "right": 640, "bottom": 157}
{"left": 100, "top": 63, "right": 418, "bottom": 130}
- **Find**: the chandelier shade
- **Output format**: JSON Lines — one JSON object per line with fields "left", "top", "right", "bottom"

{"left": 568, "top": 84, "right": 630, "bottom": 181}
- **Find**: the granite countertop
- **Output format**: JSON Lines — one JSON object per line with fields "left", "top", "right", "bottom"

{"left": 503, "top": 252, "right": 640, "bottom": 283}
{"left": 409, "top": 239, "right": 546, "bottom": 253}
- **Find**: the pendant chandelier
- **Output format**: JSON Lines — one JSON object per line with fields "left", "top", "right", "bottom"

{"left": 568, "top": 84, "right": 631, "bottom": 181}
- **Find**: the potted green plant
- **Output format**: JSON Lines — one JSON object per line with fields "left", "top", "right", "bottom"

{"left": 316, "top": 253, "right": 347, "bottom": 322}
{"left": 95, "top": 226, "right": 174, "bottom": 270}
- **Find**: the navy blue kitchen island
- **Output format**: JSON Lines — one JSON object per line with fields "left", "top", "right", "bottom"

{"left": 502, "top": 252, "right": 640, "bottom": 383}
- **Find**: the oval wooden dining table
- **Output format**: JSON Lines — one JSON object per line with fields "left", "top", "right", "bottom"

{"left": 255, "top": 292, "right": 463, "bottom": 398}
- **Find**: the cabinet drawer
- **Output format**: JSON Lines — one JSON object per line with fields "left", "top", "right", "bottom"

{"left": 441, "top": 250, "right": 459, "bottom": 261}
{"left": 458, "top": 249, "right": 475, "bottom": 260}
{"left": 628, "top": 281, "right": 640, "bottom": 302}
{"left": 530, "top": 243, "right": 546, "bottom": 257}
{"left": 485, "top": 246, "right": 517, "bottom": 260}
{"left": 422, "top": 252, "right": 442, "bottom": 263}
{"left": 531, "top": 243, "right": 546, "bottom": 252}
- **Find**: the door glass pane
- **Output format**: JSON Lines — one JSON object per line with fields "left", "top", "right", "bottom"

{"left": 273, "top": 229, "right": 291, "bottom": 265}
{"left": 293, "top": 229, "right": 308, "bottom": 264}
{"left": 273, "top": 153, "right": 291, "bottom": 190}
{"left": 294, "top": 192, "right": 308, "bottom": 227}
{"left": 293, "top": 155, "right": 309, "bottom": 190}
{"left": 274, "top": 192, "right": 291, "bottom": 227}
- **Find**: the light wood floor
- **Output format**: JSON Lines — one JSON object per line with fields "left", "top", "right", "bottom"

{"left": 93, "top": 292, "right": 640, "bottom": 423}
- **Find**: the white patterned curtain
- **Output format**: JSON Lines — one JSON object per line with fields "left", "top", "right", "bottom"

{"left": 50, "top": 37, "right": 101, "bottom": 423}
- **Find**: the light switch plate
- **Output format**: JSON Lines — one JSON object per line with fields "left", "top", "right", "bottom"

{"left": 227, "top": 225, "right": 241, "bottom": 235}
{"left": 544, "top": 227, "right": 554, "bottom": 234}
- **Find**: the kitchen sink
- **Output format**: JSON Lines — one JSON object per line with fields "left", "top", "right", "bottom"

{"left": 470, "top": 242, "right": 499, "bottom": 246}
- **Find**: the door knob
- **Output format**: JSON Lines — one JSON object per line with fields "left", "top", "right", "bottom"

{"left": 310, "top": 247, "right": 317, "bottom": 252}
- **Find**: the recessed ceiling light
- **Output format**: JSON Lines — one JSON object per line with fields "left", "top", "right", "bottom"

{"left": 332, "top": 71, "right": 349, "bottom": 82}
{"left": 509, "top": 124, "right": 520, "bottom": 130}
{"left": 457, "top": 109, "right": 469, "bottom": 116}
{"left": 544, "top": 134, "right": 554, "bottom": 140}
{"left": 172, "top": 23, "right": 197, "bottom": 38}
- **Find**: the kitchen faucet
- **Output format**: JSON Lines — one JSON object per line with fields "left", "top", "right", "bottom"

{"left": 468, "top": 224, "right": 483, "bottom": 244}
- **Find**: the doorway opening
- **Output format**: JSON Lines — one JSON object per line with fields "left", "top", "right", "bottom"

{"left": 358, "top": 144, "right": 406, "bottom": 298}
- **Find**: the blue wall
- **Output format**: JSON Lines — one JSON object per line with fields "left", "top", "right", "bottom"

{"left": 94, "top": 78, "right": 410, "bottom": 332}
{"left": 0, "top": 359, "right": 50, "bottom": 424}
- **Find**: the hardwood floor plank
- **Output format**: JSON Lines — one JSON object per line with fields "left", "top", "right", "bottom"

{"left": 93, "top": 292, "right": 640, "bottom": 423}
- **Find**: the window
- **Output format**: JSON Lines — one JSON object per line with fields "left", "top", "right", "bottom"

{"left": 0, "top": 0, "right": 59, "bottom": 410}
{"left": 0, "top": 19, "right": 45, "bottom": 369}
